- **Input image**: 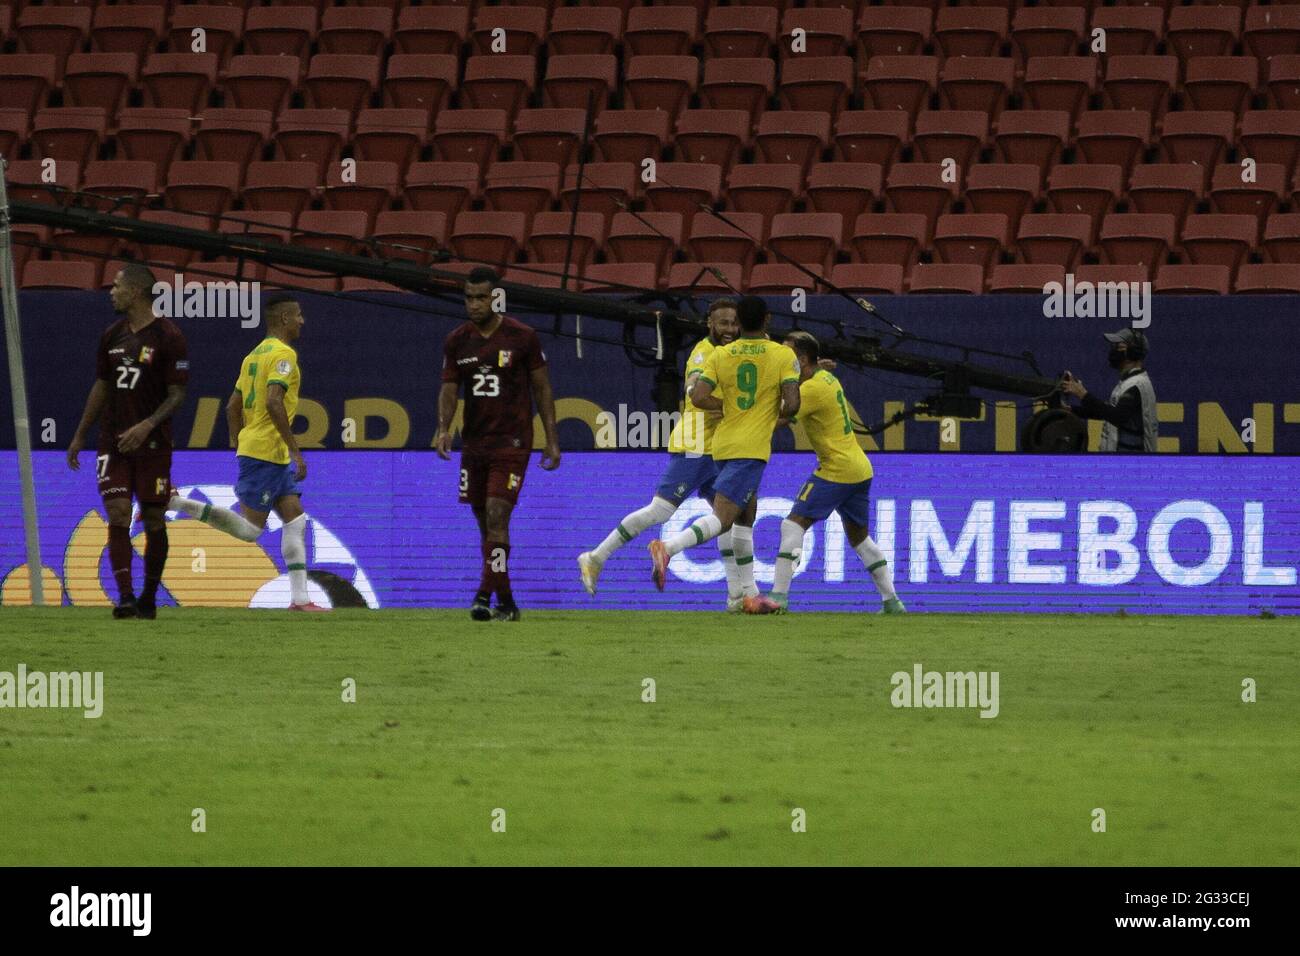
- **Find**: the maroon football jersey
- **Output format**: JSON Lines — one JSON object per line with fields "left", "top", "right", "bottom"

{"left": 440, "top": 316, "right": 546, "bottom": 452}
{"left": 95, "top": 316, "right": 189, "bottom": 456}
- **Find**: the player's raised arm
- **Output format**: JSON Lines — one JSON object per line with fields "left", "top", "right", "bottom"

{"left": 67, "top": 379, "right": 109, "bottom": 470}
{"left": 690, "top": 350, "right": 723, "bottom": 411}
{"left": 264, "top": 382, "right": 305, "bottom": 481}
{"left": 434, "top": 381, "right": 458, "bottom": 459}
{"left": 530, "top": 364, "right": 561, "bottom": 470}
{"left": 779, "top": 379, "right": 801, "bottom": 422}
{"left": 226, "top": 389, "right": 244, "bottom": 446}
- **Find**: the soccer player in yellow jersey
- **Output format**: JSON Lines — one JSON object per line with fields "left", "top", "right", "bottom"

{"left": 167, "top": 297, "right": 325, "bottom": 611}
{"left": 649, "top": 296, "right": 800, "bottom": 609}
{"left": 579, "top": 299, "right": 759, "bottom": 607}
{"left": 763, "top": 331, "right": 904, "bottom": 614}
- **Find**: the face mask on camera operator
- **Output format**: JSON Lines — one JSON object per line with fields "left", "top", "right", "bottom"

{"left": 1059, "top": 329, "right": 1157, "bottom": 453}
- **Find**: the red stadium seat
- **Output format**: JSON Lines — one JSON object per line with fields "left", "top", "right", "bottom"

{"left": 1243, "top": 6, "right": 1300, "bottom": 64}
{"left": 353, "top": 108, "right": 429, "bottom": 178}
{"left": 913, "top": 110, "right": 988, "bottom": 170}
{"left": 687, "top": 211, "right": 765, "bottom": 273}
{"left": 625, "top": 55, "right": 700, "bottom": 122}
{"left": 884, "top": 163, "right": 959, "bottom": 242}
{"left": 726, "top": 163, "right": 803, "bottom": 239}
{"left": 1098, "top": 214, "right": 1176, "bottom": 279}
{"left": 0, "top": 54, "right": 58, "bottom": 117}
{"left": 778, "top": 7, "right": 853, "bottom": 60}
{"left": 748, "top": 263, "right": 824, "bottom": 294}
{"left": 243, "top": 6, "right": 317, "bottom": 59}
{"left": 806, "top": 163, "right": 884, "bottom": 244}
{"left": 1181, "top": 213, "right": 1257, "bottom": 275}
{"left": 755, "top": 110, "right": 831, "bottom": 178}
{"left": 560, "top": 161, "right": 639, "bottom": 217}
{"left": 593, "top": 109, "right": 672, "bottom": 164}
{"left": 219, "top": 210, "right": 295, "bottom": 246}
{"left": 863, "top": 56, "right": 938, "bottom": 119}
{"left": 1166, "top": 6, "right": 1241, "bottom": 61}
{"left": 433, "top": 109, "right": 509, "bottom": 173}
{"left": 582, "top": 263, "right": 662, "bottom": 293}
{"left": 404, "top": 161, "right": 481, "bottom": 221}
{"left": 1234, "top": 263, "right": 1300, "bottom": 293}
{"left": 296, "top": 210, "right": 372, "bottom": 257}
{"left": 164, "top": 160, "right": 241, "bottom": 221}
{"left": 393, "top": 6, "right": 469, "bottom": 56}
{"left": 372, "top": 210, "right": 449, "bottom": 265}
{"left": 1263, "top": 213, "right": 1300, "bottom": 263}
{"left": 1159, "top": 110, "right": 1236, "bottom": 170}
{"left": 525, "top": 211, "right": 606, "bottom": 266}
{"left": 483, "top": 161, "right": 561, "bottom": 224}
{"left": 643, "top": 162, "right": 723, "bottom": 231}
{"left": 449, "top": 210, "right": 525, "bottom": 265}
{"left": 852, "top": 213, "right": 927, "bottom": 269}
{"left": 829, "top": 263, "right": 905, "bottom": 295}
{"left": 966, "top": 164, "right": 1040, "bottom": 236}
{"left": 6, "top": 159, "right": 80, "bottom": 207}
{"left": 319, "top": 7, "right": 394, "bottom": 56}
{"left": 625, "top": 6, "right": 697, "bottom": 57}
{"left": 934, "top": 7, "right": 1008, "bottom": 59}
{"left": 543, "top": 54, "right": 619, "bottom": 111}
{"left": 22, "top": 260, "right": 98, "bottom": 290}
{"left": 549, "top": 6, "right": 623, "bottom": 56}
{"left": 304, "top": 53, "right": 380, "bottom": 115}
{"left": 1016, "top": 214, "right": 1092, "bottom": 269}
{"left": 1210, "top": 162, "right": 1287, "bottom": 228}
{"left": 994, "top": 111, "right": 1071, "bottom": 179}
{"left": 1090, "top": 7, "right": 1163, "bottom": 57}
{"left": 939, "top": 56, "right": 1015, "bottom": 118}
{"left": 242, "top": 161, "right": 318, "bottom": 221}
{"left": 908, "top": 263, "right": 984, "bottom": 295}
{"left": 1102, "top": 56, "right": 1177, "bottom": 118}
{"left": 1184, "top": 56, "right": 1259, "bottom": 114}
{"left": 16, "top": 6, "right": 89, "bottom": 77}
{"left": 461, "top": 54, "right": 537, "bottom": 124}
{"left": 274, "top": 108, "right": 352, "bottom": 180}
{"left": 514, "top": 109, "right": 589, "bottom": 167}
{"left": 134, "top": 209, "right": 211, "bottom": 269}
{"left": 194, "top": 108, "right": 273, "bottom": 169}
{"left": 90, "top": 5, "right": 165, "bottom": 64}
{"left": 1010, "top": 7, "right": 1084, "bottom": 63}
{"left": 115, "top": 107, "right": 191, "bottom": 174}
{"left": 221, "top": 54, "right": 299, "bottom": 113}
{"left": 1045, "top": 164, "right": 1123, "bottom": 244}
{"left": 988, "top": 263, "right": 1066, "bottom": 294}
{"left": 705, "top": 5, "right": 778, "bottom": 59}
{"left": 933, "top": 213, "right": 1009, "bottom": 269}
{"left": 857, "top": 7, "right": 932, "bottom": 60}
{"left": 605, "top": 212, "right": 683, "bottom": 278}
{"left": 676, "top": 110, "right": 753, "bottom": 172}
{"left": 699, "top": 57, "right": 777, "bottom": 125}
{"left": 1076, "top": 110, "right": 1151, "bottom": 179}
{"left": 1023, "top": 56, "right": 1097, "bottom": 121}
{"left": 262, "top": 265, "right": 340, "bottom": 294}
{"left": 168, "top": 7, "right": 244, "bottom": 69}
{"left": 381, "top": 54, "right": 457, "bottom": 113}
{"left": 666, "top": 262, "right": 745, "bottom": 294}
{"left": 339, "top": 276, "right": 403, "bottom": 294}
{"left": 61, "top": 52, "right": 137, "bottom": 116}
{"left": 322, "top": 160, "right": 398, "bottom": 230}
{"left": 31, "top": 107, "right": 106, "bottom": 167}
{"left": 9, "top": 225, "right": 49, "bottom": 285}
{"left": 1154, "top": 264, "right": 1230, "bottom": 295}
{"left": 779, "top": 55, "right": 855, "bottom": 118}
{"left": 0, "top": 110, "right": 31, "bottom": 161}
{"left": 1126, "top": 164, "right": 1204, "bottom": 242}
{"left": 1239, "top": 111, "right": 1300, "bottom": 179}
{"left": 1074, "top": 264, "right": 1151, "bottom": 288}
{"left": 470, "top": 5, "right": 544, "bottom": 56}
{"left": 834, "top": 110, "right": 910, "bottom": 172}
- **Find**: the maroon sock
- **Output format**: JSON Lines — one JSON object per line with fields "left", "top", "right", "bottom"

{"left": 491, "top": 542, "right": 512, "bottom": 606}
{"left": 107, "top": 525, "right": 134, "bottom": 601}
{"left": 478, "top": 540, "right": 494, "bottom": 597}
{"left": 141, "top": 526, "right": 168, "bottom": 602}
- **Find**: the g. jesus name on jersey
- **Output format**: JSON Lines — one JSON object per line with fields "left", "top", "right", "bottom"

{"left": 440, "top": 316, "right": 546, "bottom": 451}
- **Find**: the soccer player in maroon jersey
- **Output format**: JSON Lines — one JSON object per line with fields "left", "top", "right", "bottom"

{"left": 435, "top": 267, "right": 560, "bottom": 621}
{"left": 66, "top": 264, "right": 189, "bottom": 620}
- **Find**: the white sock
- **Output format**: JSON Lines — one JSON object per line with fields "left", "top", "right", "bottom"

{"left": 717, "top": 529, "right": 741, "bottom": 600}
{"left": 854, "top": 536, "right": 897, "bottom": 601}
{"left": 170, "top": 495, "right": 262, "bottom": 542}
{"left": 664, "top": 512, "right": 723, "bottom": 556}
{"left": 282, "top": 513, "right": 309, "bottom": 605}
{"left": 730, "top": 523, "right": 758, "bottom": 597}
{"left": 772, "top": 518, "right": 805, "bottom": 599}
{"left": 594, "top": 496, "right": 677, "bottom": 562}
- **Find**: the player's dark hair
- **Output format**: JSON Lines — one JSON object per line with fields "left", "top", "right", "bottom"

{"left": 263, "top": 295, "right": 300, "bottom": 326}
{"left": 466, "top": 266, "right": 500, "bottom": 287}
{"left": 115, "top": 263, "right": 157, "bottom": 297}
{"left": 785, "top": 330, "right": 820, "bottom": 363}
{"left": 736, "top": 295, "right": 768, "bottom": 332}
{"left": 707, "top": 297, "right": 738, "bottom": 316}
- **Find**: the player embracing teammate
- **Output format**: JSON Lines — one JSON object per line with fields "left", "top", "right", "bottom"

{"left": 435, "top": 268, "right": 561, "bottom": 621}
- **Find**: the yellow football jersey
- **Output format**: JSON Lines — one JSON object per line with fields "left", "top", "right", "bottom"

{"left": 797, "top": 370, "right": 873, "bottom": 484}
{"left": 666, "top": 336, "right": 717, "bottom": 455}
{"left": 699, "top": 336, "right": 800, "bottom": 462}
{"left": 234, "top": 337, "right": 300, "bottom": 464}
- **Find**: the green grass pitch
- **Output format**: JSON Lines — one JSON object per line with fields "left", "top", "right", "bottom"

{"left": 1, "top": 608, "right": 1295, "bottom": 866}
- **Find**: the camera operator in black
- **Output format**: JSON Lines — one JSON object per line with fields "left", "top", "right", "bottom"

{"left": 1060, "top": 329, "right": 1157, "bottom": 453}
